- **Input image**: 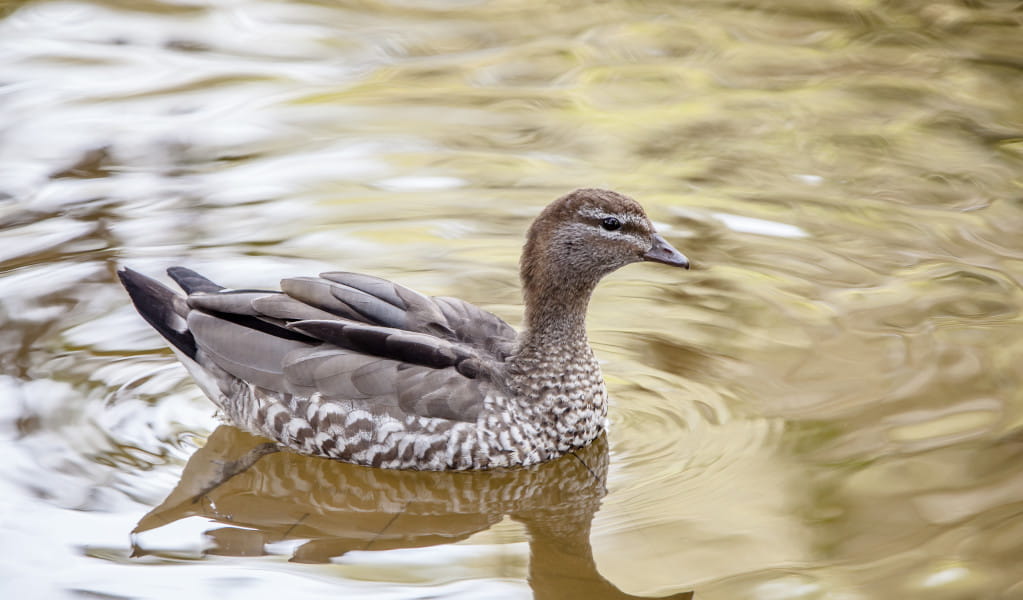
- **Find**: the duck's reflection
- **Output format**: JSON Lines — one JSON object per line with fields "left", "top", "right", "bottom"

{"left": 134, "top": 426, "right": 692, "bottom": 599}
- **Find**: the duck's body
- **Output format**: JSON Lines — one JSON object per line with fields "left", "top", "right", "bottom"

{"left": 120, "top": 189, "right": 689, "bottom": 470}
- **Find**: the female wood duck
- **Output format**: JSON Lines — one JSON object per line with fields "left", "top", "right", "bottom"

{"left": 120, "top": 188, "right": 690, "bottom": 470}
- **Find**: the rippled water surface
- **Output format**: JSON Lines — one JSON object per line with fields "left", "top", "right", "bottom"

{"left": 2, "top": 1, "right": 1022, "bottom": 598}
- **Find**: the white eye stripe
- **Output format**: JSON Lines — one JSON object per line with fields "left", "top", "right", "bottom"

{"left": 577, "top": 206, "right": 646, "bottom": 228}
{"left": 564, "top": 221, "right": 647, "bottom": 245}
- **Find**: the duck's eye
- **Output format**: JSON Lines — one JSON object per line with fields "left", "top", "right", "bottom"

{"left": 600, "top": 217, "right": 622, "bottom": 231}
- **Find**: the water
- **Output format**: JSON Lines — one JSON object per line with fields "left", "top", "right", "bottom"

{"left": 1, "top": 0, "right": 1021, "bottom": 598}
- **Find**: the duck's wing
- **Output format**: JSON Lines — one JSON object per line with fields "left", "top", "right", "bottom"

{"left": 275, "top": 271, "right": 518, "bottom": 361}
{"left": 121, "top": 267, "right": 494, "bottom": 425}
{"left": 164, "top": 267, "right": 518, "bottom": 362}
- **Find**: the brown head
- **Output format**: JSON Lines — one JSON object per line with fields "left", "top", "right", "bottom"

{"left": 520, "top": 188, "right": 689, "bottom": 333}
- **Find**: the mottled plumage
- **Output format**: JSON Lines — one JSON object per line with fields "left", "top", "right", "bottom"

{"left": 119, "top": 188, "right": 690, "bottom": 470}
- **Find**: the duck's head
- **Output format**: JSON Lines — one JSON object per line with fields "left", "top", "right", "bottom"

{"left": 521, "top": 189, "right": 690, "bottom": 297}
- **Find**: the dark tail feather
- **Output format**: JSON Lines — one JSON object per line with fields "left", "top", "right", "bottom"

{"left": 118, "top": 268, "right": 198, "bottom": 359}
{"left": 167, "top": 266, "right": 225, "bottom": 294}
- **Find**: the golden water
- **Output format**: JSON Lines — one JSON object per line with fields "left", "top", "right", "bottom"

{"left": 1, "top": 1, "right": 1021, "bottom": 598}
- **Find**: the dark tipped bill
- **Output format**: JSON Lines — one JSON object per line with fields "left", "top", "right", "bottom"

{"left": 643, "top": 233, "right": 690, "bottom": 269}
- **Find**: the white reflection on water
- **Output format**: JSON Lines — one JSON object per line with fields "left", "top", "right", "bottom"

{"left": 709, "top": 212, "right": 809, "bottom": 238}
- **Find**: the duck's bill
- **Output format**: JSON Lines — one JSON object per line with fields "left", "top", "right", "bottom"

{"left": 644, "top": 233, "right": 691, "bottom": 269}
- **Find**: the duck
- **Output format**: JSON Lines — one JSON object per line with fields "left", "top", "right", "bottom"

{"left": 119, "top": 188, "right": 690, "bottom": 470}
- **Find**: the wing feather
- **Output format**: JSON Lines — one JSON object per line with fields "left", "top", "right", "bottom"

{"left": 310, "top": 272, "right": 517, "bottom": 360}
{"left": 286, "top": 319, "right": 478, "bottom": 373}
{"left": 280, "top": 277, "right": 366, "bottom": 322}
{"left": 188, "top": 312, "right": 312, "bottom": 392}
{"left": 433, "top": 296, "right": 517, "bottom": 359}
{"left": 250, "top": 294, "right": 340, "bottom": 322}
{"left": 319, "top": 271, "right": 410, "bottom": 308}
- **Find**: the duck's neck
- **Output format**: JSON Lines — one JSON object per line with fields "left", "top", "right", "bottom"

{"left": 513, "top": 224, "right": 602, "bottom": 365}
{"left": 519, "top": 278, "right": 597, "bottom": 353}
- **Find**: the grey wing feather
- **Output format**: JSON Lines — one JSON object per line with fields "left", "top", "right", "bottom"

{"left": 187, "top": 291, "right": 268, "bottom": 316}
{"left": 433, "top": 296, "right": 518, "bottom": 359}
{"left": 396, "top": 365, "right": 485, "bottom": 422}
{"left": 319, "top": 271, "right": 408, "bottom": 307}
{"left": 286, "top": 319, "right": 479, "bottom": 374}
{"left": 280, "top": 277, "right": 370, "bottom": 322}
{"left": 283, "top": 274, "right": 447, "bottom": 330}
{"left": 286, "top": 273, "right": 450, "bottom": 333}
{"left": 188, "top": 311, "right": 312, "bottom": 392}
{"left": 250, "top": 294, "right": 339, "bottom": 322}
{"left": 284, "top": 348, "right": 378, "bottom": 398}
{"left": 300, "top": 272, "right": 518, "bottom": 360}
